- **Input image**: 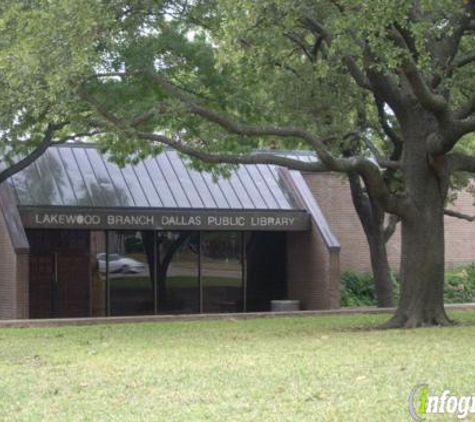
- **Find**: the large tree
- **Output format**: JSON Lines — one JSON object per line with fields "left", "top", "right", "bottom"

{"left": 0, "top": 1, "right": 106, "bottom": 179}
{"left": 4, "top": 0, "right": 475, "bottom": 327}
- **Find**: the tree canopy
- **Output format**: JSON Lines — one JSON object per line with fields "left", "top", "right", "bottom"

{"left": 3, "top": 0, "right": 475, "bottom": 327}
{"left": 1, "top": 1, "right": 473, "bottom": 168}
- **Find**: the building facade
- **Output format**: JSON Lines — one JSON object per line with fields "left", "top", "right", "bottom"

{"left": 305, "top": 173, "right": 475, "bottom": 272}
{"left": 0, "top": 144, "right": 473, "bottom": 320}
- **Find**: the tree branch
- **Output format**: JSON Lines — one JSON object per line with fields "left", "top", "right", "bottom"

{"left": 446, "top": 152, "right": 475, "bottom": 173}
{"left": 454, "top": 92, "right": 475, "bottom": 119}
{"left": 384, "top": 214, "right": 400, "bottom": 242}
{"left": 81, "top": 72, "right": 405, "bottom": 216}
{"left": 450, "top": 116, "right": 475, "bottom": 141}
{"left": 136, "top": 130, "right": 404, "bottom": 216}
{"left": 0, "top": 122, "right": 67, "bottom": 184}
{"left": 444, "top": 209, "right": 475, "bottom": 222}
{"left": 300, "top": 15, "right": 372, "bottom": 91}
{"left": 130, "top": 104, "right": 170, "bottom": 128}
{"left": 362, "top": 44, "right": 406, "bottom": 114}
{"left": 453, "top": 51, "right": 475, "bottom": 68}
{"left": 422, "top": 1, "right": 474, "bottom": 84}
{"left": 345, "top": 56, "right": 372, "bottom": 90}
{"left": 428, "top": 111, "right": 475, "bottom": 156}
{"left": 347, "top": 171, "right": 372, "bottom": 222}
{"left": 388, "top": 22, "right": 475, "bottom": 155}
{"left": 284, "top": 32, "right": 315, "bottom": 63}
{"left": 390, "top": 26, "right": 449, "bottom": 119}
{"left": 374, "top": 95, "right": 403, "bottom": 156}
{"left": 300, "top": 16, "right": 331, "bottom": 43}
{"left": 136, "top": 132, "right": 329, "bottom": 172}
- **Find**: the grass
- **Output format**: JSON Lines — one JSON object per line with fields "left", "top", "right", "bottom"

{"left": 2, "top": 311, "right": 475, "bottom": 421}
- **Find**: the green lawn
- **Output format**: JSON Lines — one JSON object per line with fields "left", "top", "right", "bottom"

{"left": 1, "top": 311, "right": 475, "bottom": 421}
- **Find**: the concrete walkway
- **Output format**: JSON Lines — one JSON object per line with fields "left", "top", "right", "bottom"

{"left": 0, "top": 303, "right": 474, "bottom": 328}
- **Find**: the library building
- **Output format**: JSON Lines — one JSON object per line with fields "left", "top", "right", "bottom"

{"left": 0, "top": 144, "right": 474, "bottom": 319}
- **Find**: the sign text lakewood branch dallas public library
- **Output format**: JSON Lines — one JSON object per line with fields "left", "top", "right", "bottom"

{"left": 19, "top": 208, "right": 310, "bottom": 231}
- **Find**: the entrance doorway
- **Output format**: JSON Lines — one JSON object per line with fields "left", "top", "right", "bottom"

{"left": 28, "top": 230, "right": 90, "bottom": 318}
{"left": 26, "top": 229, "right": 288, "bottom": 318}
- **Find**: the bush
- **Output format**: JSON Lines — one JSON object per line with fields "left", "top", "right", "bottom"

{"left": 341, "top": 264, "right": 475, "bottom": 307}
{"left": 444, "top": 264, "right": 475, "bottom": 304}
{"left": 340, "top": 272, "right": 377, "bottom": 307}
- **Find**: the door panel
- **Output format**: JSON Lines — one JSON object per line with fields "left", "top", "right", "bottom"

{"left": 55, "top": 253, "right": 90, "bottom": 318}
{"left": 201, "top": 232, "right": 243, "bottom": 313}
{"left": 29, "top": 254, "right": 54, "bottom": 319}
{"left": 28, "top": 230, "right": 91, "bottom": 318}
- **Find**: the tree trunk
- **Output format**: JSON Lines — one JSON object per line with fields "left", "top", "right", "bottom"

{"left": 385, "top": 206, "right": 450, "bottom": 327}
{"left": 142, "top": 232, "right": 192, "bottom": 310}
{"left": 385, "top": 111, "right": 451, "bottom": 328}
{"left": 348, "top": 173, "right": 393, "bottom": 307}
{"left": 368, "top": 230, "right": 393, "bottom": 307}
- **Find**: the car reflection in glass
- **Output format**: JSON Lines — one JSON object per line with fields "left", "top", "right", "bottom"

{"left": 97, "top": 253, "right": 147, "bottom": 274}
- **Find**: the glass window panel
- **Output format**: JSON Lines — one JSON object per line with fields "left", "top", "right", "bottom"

{"left": 216, "top": 178, "right": 243, "bottom": 209}
{"left": 119, "top": 163, "right": 150, "bottom": 207}
{"left": 71, "top": 148, "right": 106, "bottom": 207}
{"left": 57, "top": 148, "right": 93, "bottom": 206}
{"left": 199, "top": 171, "right": 230, "bottom": 208}
{"left": 269, "top": 165, "right": 300, "bottom": 210}
{"left": 167, "top": 152, "right": 204, "bottom": 208}
{"left": 90, "top": 231, "right": 106, "bottom": 317}
{"left": 32, "top": 156, "right": 64, "bottom": 206}
{"left": 133, "top": 161, "right": 163, "bottom": 207}
{"left": 102, "top": 153, "right": 136, "bottom": 206}
{"left": 85, "top": 149, "right": 127, "bottom": 207}
{"left": 245, "top": 232, "right": 287, "bottom": 311}
{"left": 156, "top": 153, "right": 190, "bottom": 207}
{"left": 47, "top": 149, "right": 78, "bottom": 205}
{"left": 108, "top": 231, "right": 154, "bottom": 316}
{"left": 182, "top": 164, "right": 218, "bottom": 208}
{"left": 235, "top": 167, "right": 267, "bottom": 209}
{"left": 257, "top": 165, "right": 292, "bottom": 209}
{"left": 245, "top": 166, "right": 279, "bottom": 209}
{"left": 143, "top": 157, "right": 177, "bottom": 207}
{"left": 10, "top": 172, "right": 34, "bottom": 205}
{"left": 226, "top": 170, "right": 256, "bottom": 209}
{"left": 158, "top": 232, "right": 199, "bottom": 314}
{"left": 201, "top": 232, "right": 243, "bottom": 313}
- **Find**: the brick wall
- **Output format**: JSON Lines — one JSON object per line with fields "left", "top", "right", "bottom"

{"left": 445, "top": 190, "right": 475, "bottom": 268}
{"left": 304, "top": 173, "right": 475, "bottom": 273}
{"left": 16, "top": 253, "right": 29, "bottom": 319}
{"left": 287, "top": 226, "right": 340, "bottom": 310}
{"left": 0, "top": 209, "right": 28, "bottom": 319}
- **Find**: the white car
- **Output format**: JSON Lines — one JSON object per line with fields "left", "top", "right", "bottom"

{"left": 97, "top": 253, "right": 146, "bottom": 274}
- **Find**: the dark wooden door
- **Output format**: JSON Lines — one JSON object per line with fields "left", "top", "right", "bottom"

{"left": 28, "top": 230, "right": 91, "bottom": 318}
{"left": 55, "top": 253, "right": 90, "bottom": 318}
{"left": 29, "top": 254, "right": 54, "bottom": 319}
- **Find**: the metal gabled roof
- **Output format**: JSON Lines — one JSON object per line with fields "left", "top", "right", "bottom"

{"left": 8, "top": 144, "right": 303, "bottom": 211}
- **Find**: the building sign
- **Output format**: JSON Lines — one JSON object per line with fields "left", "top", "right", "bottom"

{"left": 19, "top": 207, "right": 310, "bottom": 231}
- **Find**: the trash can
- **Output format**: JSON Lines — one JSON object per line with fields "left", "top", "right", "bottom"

{"left": 271, "top": 300, "right": 300, "bottom": 312}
